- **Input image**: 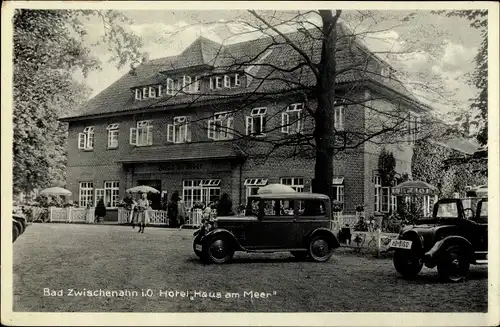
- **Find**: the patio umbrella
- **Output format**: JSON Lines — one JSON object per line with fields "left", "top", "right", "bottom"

{"left": 40, "top": 187, "right": 72, "bottom": 196}
{"left": 126, "top": 185, "right": 160, "bottom": 194}
{"left": 257, "top": 183, "right": 296, "bottom": 194}
{"left": 392, "top": 180, "right": 438, "bottom": 197}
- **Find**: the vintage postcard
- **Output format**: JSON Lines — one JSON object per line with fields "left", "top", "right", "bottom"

{"left": 1, "top": 1, "right": 498, "bottom": 326}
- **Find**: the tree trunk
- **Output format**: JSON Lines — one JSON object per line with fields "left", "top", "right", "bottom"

{"left": 312, "top": 10, "right": 341, "bottom": 200}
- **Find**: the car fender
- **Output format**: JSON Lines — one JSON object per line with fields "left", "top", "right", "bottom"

{"left": 203, "top": 228, "right": 243, "bottom": 251}
{"left": 307, "top": 228, "right": 340, "bottom": 249}
{"left": 423, "top": 235, "right": 473, "bottom": 268}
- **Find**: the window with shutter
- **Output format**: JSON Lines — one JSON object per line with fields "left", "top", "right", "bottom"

{"left": 224, "top": 75, "right": 231, "bottom": 88}
{"left": 146, "top": 125, "right": 153, "bottom": 145}
{"left": 158, "top": 85, "right": 163, "bottom": 97}
{"left": 135, "top": 89, "right": 141, "bottom": 100}
{"left": 194, "top": 76, "right": 201, "bottom": 93}
{"left": 167, "top": 124, "right": 174, "bottom": 143}
{"left": 281, "top": 113, "right": 290, "bottom": 133}
{"left": 234, "top": 74, "right": 241, "bottom": 87}
{"left": 209, "top": 77, "right": 214, "bottom": 90}
{"left": 142, "top": 87, "right": 148, "bottom": 99}
{"left": 245, "top": 116, "right": 253, "bottom": 136}
{"left": 78, "top": 133, "right": 86, "bottom": 149}
{"left": 207, "top": 119, "right": 215, "bottom": 139}
{"left": 226, "top": 116, "right": 234, "bottom": 139}
{"left": 183, "top": 75, "right": 192, "bottom": 93}
{"left": 166, "top": 78, "right": 175, "bottom": 95}
{"left": 129, "top": 127, "right": 137, "bottom": 145}
{"left": 149, "top": 86, "right": 156, "bottom": 98}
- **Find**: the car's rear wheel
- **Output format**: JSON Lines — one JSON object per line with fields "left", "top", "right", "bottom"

{"left": 393, "top": 249, "right": 423, "bottom": 279}
{"left": 202, "top": 235, "right": 234, "bottom": 264}
{"left": 291, "top": 251, "right": 309, "bottom": 260}
{"left": 12, "top": 225, "right": 20, "bottom": 242}
{"left": 437, "top": 245, "right": 470, "bottom": 283}
{"left": 308, "top": 236, "right": 333, "bottom": 262}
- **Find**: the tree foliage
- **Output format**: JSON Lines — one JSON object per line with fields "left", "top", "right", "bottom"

{"left": 378, "top": 148, "right": 396, "bottom": 187}
{"left": 13, "top": 9, "right": 143, "bottom": 194}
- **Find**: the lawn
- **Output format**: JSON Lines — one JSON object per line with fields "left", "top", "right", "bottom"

{"left": 13, "top": 224, "right": 488, "bottom": 312}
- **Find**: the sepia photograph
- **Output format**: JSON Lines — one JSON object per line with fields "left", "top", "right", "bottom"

{"left": 2, "top": 1, "right": 498, "bottom": 326}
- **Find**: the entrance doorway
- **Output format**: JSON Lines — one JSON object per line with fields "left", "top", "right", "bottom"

{"left": 137, "top": 180, "right": 162, "bottom": 210}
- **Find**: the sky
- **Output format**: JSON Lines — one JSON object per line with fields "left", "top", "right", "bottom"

{"left": 73, "top": 10, "right": 483, "bottom": 118}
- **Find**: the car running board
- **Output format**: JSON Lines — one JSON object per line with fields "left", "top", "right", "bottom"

{"left": 475, "top": 259, "right": 488, "bottom": 265}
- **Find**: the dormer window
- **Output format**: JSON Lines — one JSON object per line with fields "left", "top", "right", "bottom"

{"left": 210, "top": 74, "right": 242, "bottom": 91}
{"left": 183, "top": 76, "right": 192, "bottom": 93}
{"left": 148, "top": 86, "right": 156, "bottom": 98}
{"left": 224, "top": 75, "right": 231, "bottom": 88}
{"left": 142, "top": 87, "right": 148, "bottom": 99}
{"left": 234, "top": 74, "right": 240, "bottom": 87}
{"left": 166, "top": 78, "right": 176, "bottom": 96}
{"left": 135, "top": 89, "right": 141, "bottom": 100}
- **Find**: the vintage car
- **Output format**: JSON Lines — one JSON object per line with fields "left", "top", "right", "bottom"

{"left": 389, "top": 197, "right": 488, "bottom": 282}
{"left": 193, "top": 193, "right": 340, "bottom": 264}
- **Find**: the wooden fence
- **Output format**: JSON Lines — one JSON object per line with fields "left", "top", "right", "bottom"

{"left": 47, "top": 207, "right": 95, "bottom": 223}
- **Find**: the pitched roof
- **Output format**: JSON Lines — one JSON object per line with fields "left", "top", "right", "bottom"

{"left": 61, "top": 26, "right": 427, "bottom": 121}
{"left": 430, "top": 138, "right": 481, "bottom": 155}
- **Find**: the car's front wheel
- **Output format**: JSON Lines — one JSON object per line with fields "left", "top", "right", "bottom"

{"left": 308, "top": 236, "right": 333, "bottom": 262}
{"left": 12, "top": 225, "right": 20, "bottom": 242}
{"left": 193, "top": 236, "right": 203, "bottom": 258}
{"left": 393, "top": 249, "right": 423, "bottom": 279}
{"left": 202, "top": 235, "right": 234, "bottom": 264}
{"left": 437, "top": 245, "right": 470, "bottom": 283}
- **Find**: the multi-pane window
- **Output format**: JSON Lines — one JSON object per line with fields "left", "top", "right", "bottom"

{"left": 94, "top": 188, "right": 105, "bottom": 207}
{"left": 79, "top": 182, "right": 94, "bottom": 208}
{"left": 106, "top": 124, "right": 119, "bottom": 149}
{"left": 246, "top": 107, "right": 267, "bottom": 136}
{"left": 282, "top": 103, "right": 304, "bottom": 134}
{"left": 381, "top": 187, "right": 390, "bottom": 213}
{"left": 334, "top": 105, "right": 345, "bottom": 131}
{"left": 244, "top": 178, "right": 268, "bottom": 198}
{"left": 182, "top": 179, "right": 221, "bottom": 209}
{"left": 280, "top": 177, "right": 304, "bottom": 192}
{"left": 374, "top": 174, "right": 397, "bottom": 213}
{"left": 104, "top": 181, "right": 120, "bottom": 208}
{"left": 167, "top": 116, "right": 191, "bottom": 143}
{"left": 332, "top": 177, "right": 345, "bottom": 204}
{"left": 130, "top": 120, "right": 153, "bottom": 146}
{"left": 208, "top": 112, "right": 234, "bottom": 140}
{"left": 78, "top": 126, "right": 95, "bottom": 150}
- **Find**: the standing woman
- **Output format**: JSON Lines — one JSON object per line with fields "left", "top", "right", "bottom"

{"left": 136, "top": 192, "right": 150, "bottom": 233}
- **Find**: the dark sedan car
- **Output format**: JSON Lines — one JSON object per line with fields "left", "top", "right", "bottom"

{"left": 193, "top": 193, "right": 339, "bottom": 264}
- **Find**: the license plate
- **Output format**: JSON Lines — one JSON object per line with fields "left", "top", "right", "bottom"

{"left": 195, "top": 244, "right": 202, "bottom": 251}
{"left": 389, "top": 239, "right": 412, "bottom": 249}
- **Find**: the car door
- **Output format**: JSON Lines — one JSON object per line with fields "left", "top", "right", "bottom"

{"left": 294, "top": 199, "right": 330, "bottom": 246}
{"left": 244, "top": 199, "right": 297, "bottom": 250}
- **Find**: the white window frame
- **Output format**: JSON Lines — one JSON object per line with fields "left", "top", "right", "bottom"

{"left": 280, "top": 177, "right": 304, "bottom": 192}
{"left": 374, "top": 175, "right": 381, "bottom": 212}
{"left": 182, "top": 179, "right": 221, "bottom": 209}
{"left": 246, "top": 107, "right": 267, "bottom": 136}
{"left": 334, "top": 105, "right": 345, "bottom": 131}
{"left": 215, "top": 76, "right": 223, "bottom": 89}
{"left": 104, "top": 181, "right": 120, "bottom": 208}
{"left": 332, "top": 177, "right": 344, "bottom": 204}
{"left": 282, "top": 103, "right": 304, "bottom": 134}
{"left": 244, "top": 178, "right": 268, "bottom": 198}
{"left": 224, "top": 75, "right": 231, "bottom": 88}
{"left": 194, "top": 76, "right": 201, "bottom": 93}
{"left": 381, "top": 186, "right": 390, "bottom": 213}
{"left": 79, "top": 182, "right": 94, "bottom": 208}
{"left": 167, "top": 116, "right": 191, "bottom": 144}
{"left": 106, "top": 124, "right": 119, "bottom": 149}
{"left": 234, "top": 74, "right": 241, "bottom": 87}
{"left": 78, "top": 126, "right": 94, "bottom": 150}
{"left": 135, "top": 89, "right": 141, "bottom": 100}
{"left": 182, "top": 75, "right": 192, "bottom": 93}
{"left": 148, "top": 86, "right": 156, "bottom": 98}
{"left": 158, "top": 85, "right": 163, "bottom": 97}
{"left": 166, "top": 78, "right": 175, "bottom": 96}
{"left": 95, "top": 188, "right": 105, "bottom": 207}
{"left": 208, "top": 112, "right": 234, "bottom": 141}
{"left": 130, "top": 120, "right": 153, "bottom": 146}
{"left": 142, "top": 87, "right": 148, "bottom": 99}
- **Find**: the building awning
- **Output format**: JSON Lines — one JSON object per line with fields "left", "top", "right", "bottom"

{"left": 118, "top": 141, "right": 246, "bottom": 164}
{"left": 200, "top": 179, "right": 221, "bottom": 187}
{"left": 244, "top": 178, "right": 268, "bottom": 186}
{"left": 332, "top": 177, "right": 344, "bottom": 185}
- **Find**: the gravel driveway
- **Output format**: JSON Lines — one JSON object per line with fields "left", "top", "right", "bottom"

{"left": 13, "top": 224, "right": 488, "bottom": 312}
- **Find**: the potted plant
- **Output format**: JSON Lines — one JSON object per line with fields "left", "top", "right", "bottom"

{"left": 355, "top": 203, "right": 365, "bottom": 213}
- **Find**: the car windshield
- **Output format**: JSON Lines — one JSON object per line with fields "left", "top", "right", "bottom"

{"left": 436, "top": 202, "right": 459, "bottom": 218}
